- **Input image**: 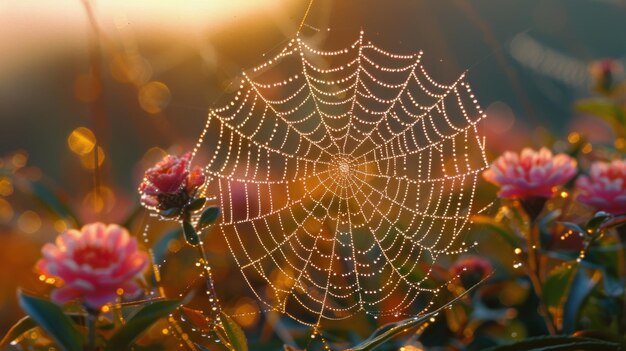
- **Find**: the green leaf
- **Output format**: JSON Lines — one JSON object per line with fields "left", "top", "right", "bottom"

{"left": 483, "top": 335, "right": 619, "bottom": 351}
{"left": 106, "top": 299, "right": 180, "bottom": 351}
{"left": 198, "top": 207, "right": 221, "bottom": 229}
{"left": 542, "top": 263, "right": 578, "bottom": 325}
{"left": 347, "top": 277, "right": 486, "bottom": 351}
{"left": 18, "top": 290, "right": 84, "bottom": 351}
{"left": 599, "top": 215, "right": 626, "bottom": 230}
{"left": 160, "top": 208, "right": 181, "bottom": 218}
{"left": 586, "top": 211, "right": 612, "bottom": 233}
{"left": 182, "top": 220, "right": 200, "bottom": 246}
{"left": 602, "top": 272, "right": 624, "bottom": 297}
{"left": 218, "top": 311, "right": 248, "bottom": 351}
{"left": 346, "top": 311, "right": 435, "bottom": 351}
{"left": 180, "top": 307, "right": 210, "bottom": 332}
{"left": 186, "top": 197, "right": 206, "bottom": 212}
{"left": 585, "top": 240, "right": 624, "bottom": 296}
{"left": 0, "top": 316, "right": 37, "bottom": 348}
{"left": 28, "top": 181, "right": 80, "bottom": 226}
{"left": 545, "top": 249, "right": 625, "bottom": 298}
{"left": 563, "top": 269, "right": 597, "bottom": 334}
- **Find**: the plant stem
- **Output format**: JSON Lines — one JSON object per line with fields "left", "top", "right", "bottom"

{"left": 196, "top": 240, "right": 222, "bottom": 324}
{"left": 86, "top": 309, "right": 98, "bottom": 351}
{"left": 185, "top": 209, "right": 222, "bottom": 327}
{"left": 526, "top": 220, "right": 558, "bottom": 335}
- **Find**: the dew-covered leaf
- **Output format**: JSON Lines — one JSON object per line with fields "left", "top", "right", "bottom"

{"left": 347, "top": 277, "right": 486, "bottom": 351}
{"left": 198, "top": 207, "right": 220, "bottom": 229}
{"left": 218, "top": 311, "right": 248, "bottom": 351}
{"left": 182, "top": 220, "right": 200, "bottom": 246}
{"left": 105, "top": 299, "right": 180, "bottom": 351}
{"left": 18, "top": 291, "right": 83, "bottom": 351}
{"left": 542, "top": 263, "right": 578, "bottom": 330}
{"left": 563, "top": 269, "right": 597, "bottom": 334}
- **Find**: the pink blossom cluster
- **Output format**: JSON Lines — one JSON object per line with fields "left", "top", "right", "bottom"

{"left": 483, "top": 147, "right": 577, "bottom": 199}
{"left": 576, "top": 159, "right": 626, "bottom": 215}
{"left": 138, "top": 152, "right": 205, "bottom": 212}
{"left": 37, "top": 223, "right": 148, "bottom": 309}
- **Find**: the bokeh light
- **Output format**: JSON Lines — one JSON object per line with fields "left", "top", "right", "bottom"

{"left": 0, "top": 177, "right": 14, "bottom": 197}
{"left": 53, "top": 219, "right": 67, "bottom": 233}
{"left": 110, "top": 53, "right": 153, "bottom": 85}
{"left": 142, "top": 146, "right": 168, "bottom": 165}
{"left": 567, "top": 132, "right": 580, "bottom": 144}
{"left": 232, "top": 297, "right": 260, "bottom": 328}
{"left": 0, "top": 198, "right": 14, "bottom": 223}
{"left": 82, "top": 186, "right": 116, "bottom": 213}
{"left": 79, "top": 146, "right": 105, "bottom": 169}
{"left": 11, "top": 151, "right": 28, "bottom": 168}
{"left": 67, "top": 127, "right": 96, "bottom": 156}
{"left": 17, "top": 210, "right": 41, "bottom": 234}
{"left": 399, "top": 345, "right": 424, "bottom": 351}
{"left": 138, "top": 81, "right": 171, "bottom": 114}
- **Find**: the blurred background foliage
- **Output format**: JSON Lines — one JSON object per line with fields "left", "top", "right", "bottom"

{"left": 2, "top": 0, "right": 626, "bottom": 349}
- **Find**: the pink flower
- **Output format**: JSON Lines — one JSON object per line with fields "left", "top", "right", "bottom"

{"left": 483, "top": 147, "right": 577, "bottom": 199}
{"left": 576, "top": 159, "right": 626, "bottom": 215}
{"left": 138, "top": 152, "right": 205, "bottom": 212}
{"left": 451, "top": 256, "right": 493, "bottom": 289}
{"left": 37, "top": 223, "right": 148, "bottom": 309}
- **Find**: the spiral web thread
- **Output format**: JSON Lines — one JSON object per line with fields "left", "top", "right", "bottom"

{"left": 191, "top": 31, "right": 490, "bottom": 330}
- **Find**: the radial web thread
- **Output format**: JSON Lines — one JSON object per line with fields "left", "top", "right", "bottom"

{"left": 191, "top": 31, "right": 490, "bottom": 328}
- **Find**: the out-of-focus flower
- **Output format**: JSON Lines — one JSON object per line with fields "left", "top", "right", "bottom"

{"left": 576, "top": 159, "right": 626, "bottom": 215}
{"left": 138, "top": 152, "right": 205, "bottom": 215}
{"left": 451, "top": 256, "right": 493, "bottom": 289}
{"left": 37, "top": 223, "right": 148, "bottom": 309}
{"left": 483, "top": 147, "right": 577, "bottom": 199}
{"left": 589, "top": 58, "right": 623, "bottom": 93}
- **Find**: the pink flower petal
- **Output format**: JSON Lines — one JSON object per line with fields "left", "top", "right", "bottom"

{"left": 38, "top": 222, "right": 148, "bottom": 309}
{"left": 576, "top": 159, "right": 626, "bottom": 214}
{"left": 138, "top": 152, "right": 205, "bottom": 211}
{"left": 483, "top": 148, "right": 577, "bottom": 199}
{"left": 51, "top": 285, "right": 84, "bottom": 304}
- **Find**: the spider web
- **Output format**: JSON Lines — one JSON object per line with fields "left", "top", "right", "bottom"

{"left": 191, "top": 31, "right": 490, "bottom": 328}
